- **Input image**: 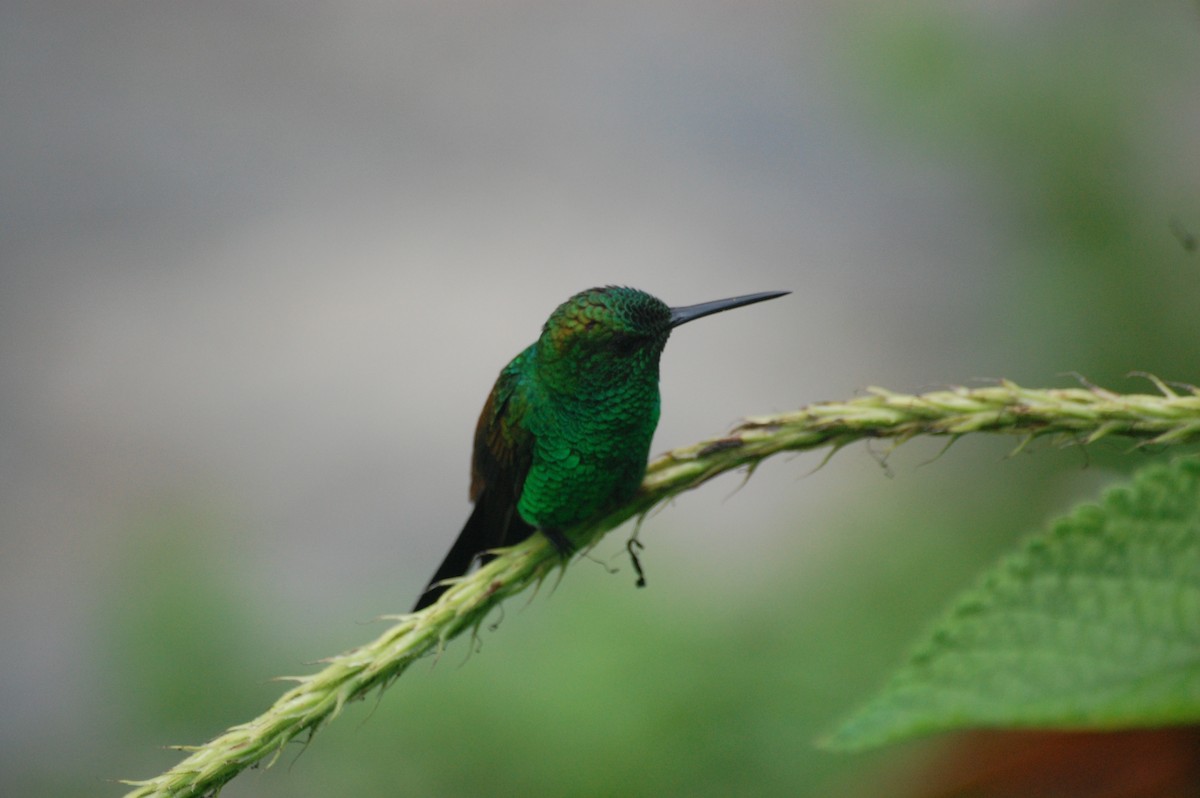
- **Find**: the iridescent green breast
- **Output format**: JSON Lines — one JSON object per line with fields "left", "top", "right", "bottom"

{"left": 513, "top": 287, "right": 672, "bottom": 530}
{"left": 516, "top": 371, "right": 661, "bottom": 530}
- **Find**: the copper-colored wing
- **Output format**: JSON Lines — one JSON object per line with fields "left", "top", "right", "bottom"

{"left": 412, "top": 357, "right": 536, "bottom": 611}
{"left": 469, "top": 358, "right": 534, "bottom": 510}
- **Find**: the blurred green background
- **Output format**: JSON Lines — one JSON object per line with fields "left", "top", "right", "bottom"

{"left": 2, "top": 3, "right": 1199, "bottom": 796}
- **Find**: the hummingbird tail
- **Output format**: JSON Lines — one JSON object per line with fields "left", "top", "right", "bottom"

{"left": 411, "top": 489, "right": 531, "bottom": 611}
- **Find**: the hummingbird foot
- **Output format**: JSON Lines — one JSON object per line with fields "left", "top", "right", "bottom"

{"left": 540, "top": 527, "right": 576, "bottom": 559}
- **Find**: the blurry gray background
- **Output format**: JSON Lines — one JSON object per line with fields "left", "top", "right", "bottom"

{"left": 3, "top": 2, "right": 1199, "bottom": 797}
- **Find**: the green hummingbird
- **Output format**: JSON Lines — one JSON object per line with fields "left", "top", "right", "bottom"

{"left": 413, "top": 285, "right": 788, "bottom": 610}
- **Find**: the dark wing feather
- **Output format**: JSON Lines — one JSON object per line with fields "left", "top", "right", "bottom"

{"left": 469, "top": 360, "right": 534, "bottom": 507}
{"left": 412, "top": 360, "right": 536, "bottom": 611}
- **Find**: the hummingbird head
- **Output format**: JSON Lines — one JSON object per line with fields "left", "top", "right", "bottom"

{"left": 540, "top": 286, "right": 673, "bottom": 363}
{"left": 535, "top": 286, "right": 788, "bottom": 392}
{"left": 535, "top": 286, "right": 673, "bottom": 397}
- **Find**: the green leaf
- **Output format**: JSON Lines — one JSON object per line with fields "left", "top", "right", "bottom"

{"left": 825, "top": 456, "right": 1200, "bottom": 751}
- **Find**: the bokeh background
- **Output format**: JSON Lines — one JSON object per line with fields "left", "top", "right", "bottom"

{"left": 3, "top": 2, "right": 1200, "bottom": 796}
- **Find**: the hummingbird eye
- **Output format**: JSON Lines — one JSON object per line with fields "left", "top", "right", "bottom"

{"left": 611, "top": 332, "right": 643, "bottom": 357}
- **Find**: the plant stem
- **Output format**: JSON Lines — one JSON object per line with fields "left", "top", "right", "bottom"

{"left": 120, "top": 380, "right": 1200, "bottom": 798}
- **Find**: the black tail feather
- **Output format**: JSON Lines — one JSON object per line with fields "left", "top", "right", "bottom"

{"left": 411, "top": 490, "right": 532, "bottom": 611}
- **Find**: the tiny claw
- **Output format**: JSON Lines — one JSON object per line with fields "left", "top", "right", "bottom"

{"left": 541, "top": 528, "right": 576, "bottom": 558}
{"left": 627, "top": 538, "right": 647, "bottom": 588}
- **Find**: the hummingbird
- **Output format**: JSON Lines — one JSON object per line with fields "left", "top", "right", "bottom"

{"left": 412, "top": 286, "right": 788, "bottom": 611}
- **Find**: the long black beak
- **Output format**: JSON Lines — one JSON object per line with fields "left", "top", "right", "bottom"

{"left": 669, "top": 290, "right": 790, "bottom": 328}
